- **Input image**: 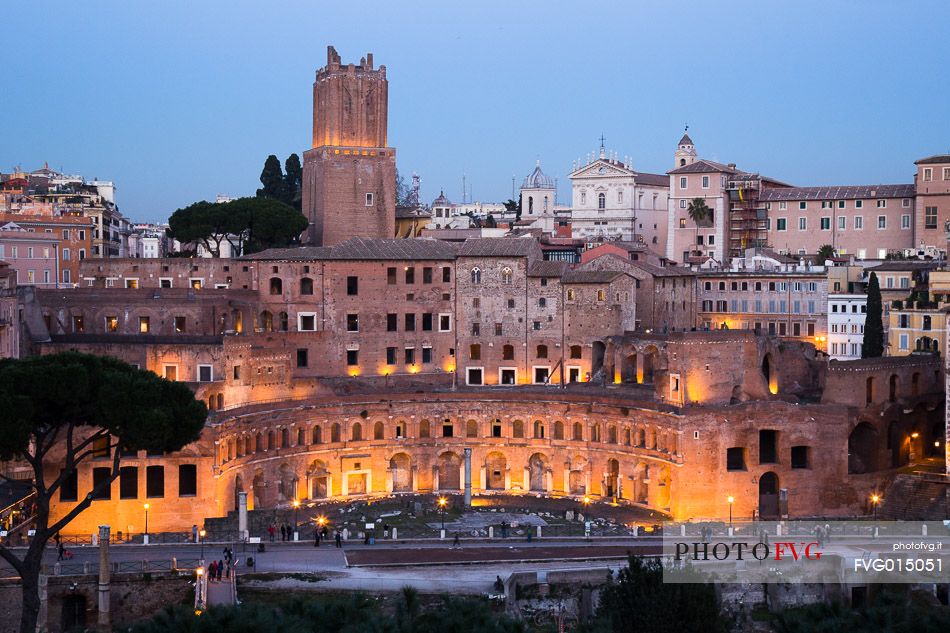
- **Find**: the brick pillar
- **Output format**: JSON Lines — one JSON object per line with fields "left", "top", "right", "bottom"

{"left": 97, "top": 525, "right": 110, "bottom": 631}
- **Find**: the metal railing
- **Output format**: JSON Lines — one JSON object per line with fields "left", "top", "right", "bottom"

{"left": 49, "top": 557, "right": 203, "bottom": 577}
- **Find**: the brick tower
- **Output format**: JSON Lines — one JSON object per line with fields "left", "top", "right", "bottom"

{"left": 302, "top": 46, "right": 396, "bottom": 245}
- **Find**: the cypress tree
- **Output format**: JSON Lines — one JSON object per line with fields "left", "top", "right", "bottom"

{"left": 862, "top": 272, "right": 884, "bottom": 358}
{"left": 283, "top": 153, "right": 302, "bottom": 209}
{"left": 256, "top": 154, "right": 286, "bottom": 200}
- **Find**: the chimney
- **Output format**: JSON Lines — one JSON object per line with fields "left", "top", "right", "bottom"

{"left": 728, "top": 163, "right": 736, "bottom": 169}
{"left": 366, "top": 53, "right": 373, "bottom": 69}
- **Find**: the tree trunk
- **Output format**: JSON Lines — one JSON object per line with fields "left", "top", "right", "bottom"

{"left": 19, "top": 554, "right": 41, "bottom": 633}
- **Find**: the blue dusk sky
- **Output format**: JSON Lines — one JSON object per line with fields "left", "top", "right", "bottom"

{"left": 3, "top": 0, "right": 949, "bottom": 223}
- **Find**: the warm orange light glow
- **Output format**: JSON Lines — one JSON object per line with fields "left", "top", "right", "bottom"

{"left": 348, "top": 368, "right": 361, "bottom": 377}
{"left": 582, "top": 496, "right": 591, "bottom": 506}
{"left": 143, "top": 503, "right": 150, "bottom": 511}
{"left": 911, "top": 432, "right": 920, "bottom": 439}
{"left": 292, "top": 499, "right": 300, "bottom": 509}
{"left": 317, "top": 516, "right": 327, "bottom": 526}
{"left": 727, "top": 496, "right": 735, "bottom": 504}
{"left": 196, "top": 567, "right": 204, "bottom": 576}
{"left": 199, "top": 529, "right": 206, "bottom": 538}
{"left": 437, "top": 496, "right": 448, "bottom": 508}
{"left": 870, "top": 494, "right": 881, "bottom": 504}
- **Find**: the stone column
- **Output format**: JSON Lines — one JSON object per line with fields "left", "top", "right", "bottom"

{"left": 523, "top": 467, "right": 530, "bottom": 492}
{"left": 458, "top": 460, "right": 465, "bottom": 494}
{"left": 463, "top": 448, "right": 472, "bottom": 507}
{"left": 563, "top": 464, "right": 570, "bottom": 494}
{"left": 412, "top": 466, "right": 419, "bottom": 492}
{"left": 636, "top": 353, "right": 645, "bottom": 384}
{"left": 97, "top": 525, "right": 111, "bottom": 631}
{"left": 238, "top": 491, "right": 248, "bottom": 541}
{"left": 504, "top": 467, "right": 511, "bottom": 491}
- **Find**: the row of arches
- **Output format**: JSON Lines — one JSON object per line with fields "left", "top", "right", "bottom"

{"left": 229, "top": 449, "right": 673, "bottom": 511}
{"left": 217, "top": 416, "right": 680, "bottom": 465}
{"left": 268, "top": 277, "right": 314, "bottom": 296}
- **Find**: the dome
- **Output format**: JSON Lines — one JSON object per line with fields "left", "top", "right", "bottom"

{"left": 431, "top": 190, "right": 451, "bottom": 207}
{"left": 522, "top": 162, "right": 555, "bottom": 190}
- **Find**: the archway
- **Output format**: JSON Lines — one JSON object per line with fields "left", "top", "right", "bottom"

{"left": 252, "top": 468, "right": 265, "bottom": 509}
{"left": 374, "top": 421, "right": 384, "bottom": 440}
{"left": 888, "top": 421, "right": 909, "bottom": 467}
{"left": 848, "top": 422, "right": 879, "bottom": 474}
{"left": 591, "top": 341, "right": 606, "bottom": 377}
{"left": 277, "top": 463, "right": 296, "bottom": 501}
{"left": 233, "top": 475, "right": 244, "bottom": 512}
{"left": 762, "top": 353, "right": 778, "bottom": 394}
{"left": 486, "top": 452, "right": 507, "bottom": 490}
{"left": 605, "top": 459, "right": 620, "bottom": 497}
{"left": 61, "top": 594, "right": 87, "bottom": 631}
{"left": 437, "top": 452, "right": 461, "bottom": 490}
{"left": 389, "top": 453, "right": 412, "bottom": 492}
{"left": 309, "top": 460, "right": 329, "bottom": 498}
{"left": 528, "top": 453, "right": 548, "bottom": 491}
{"left": 621, "top": 353, "right": 638, "bottom": 383}
{"left": 889, "top": 375, "right": 898, "bottom": 402}
{"left": 642, "top": 346, "right": 659, "bottom": 384}
{"left": 351, "top": 422, "right": 362, "bottom": 442}
{"left": 758, "top": 472, "right": 780, "bottom": 519}
{"left": 568, "top": 457, "right": 587, "bottom": 495}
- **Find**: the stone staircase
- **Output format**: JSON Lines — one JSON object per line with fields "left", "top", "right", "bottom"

{"left": 877, "top": 474, "right": 950, "bottom": 520}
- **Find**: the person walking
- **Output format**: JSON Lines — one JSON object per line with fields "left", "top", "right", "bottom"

{"left": 57, "top": 540, "right": 66, "bottom": 561}
{"left": 280, "top": 524, "right": 287, "bottom": 541}
{"left": 217, "top": 560, "right": 225, "bottom": 581}
{"left": 453, "top": 531, "right": 460, "bottom": 547}
{"left": 268, "top": 524, "right": 275, "bottom": 542}
{"left": 208, "top": 560, "right": 217, "bottom": 582}
{"left": 335, "top": 531, "right": 342, "bottom": 548}
{"left": 192, "top": 524, "right": 198, "bottom": 543}
{"left": 314, "top": 529, "right": 321, "bottom": 547}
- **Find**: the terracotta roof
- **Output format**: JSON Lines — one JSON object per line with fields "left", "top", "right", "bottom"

{"left": 326, "top": 237, "right": 457, "bottom": 260}
{"left": 865, "top": 261, "right": 941, "bottom": 272}
{"left": 668, "top": 159, "right": 740, "bottom": 175}
{"left": 527, "top": 261, "right": 569, "bottom": 277}
{"left": 759, "top": 184, "right": 914, "bottom": 201}
{"left": 562, "top": 270, "right": 626, "bottom": 284}
{"left": 242, "top": 246, "right": 333, "bottom": 260}
{"left": 456, "top": 237, "right": 541, "bottom": 258}
{"left": 395, "top": 206, "right": 431, "bottom": 219}
{"left": 915, "top": 155, "right": 950, "bottom": 165}
{"left": 634, "top": 172, "right": 669, "bottom": 187}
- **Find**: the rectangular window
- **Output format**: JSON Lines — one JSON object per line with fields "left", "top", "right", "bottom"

{"left": 163, "top": 365, "right": 177, "bottom": 381}
{"left": 365, "top": 192, "right": 374, "bottom": 206}
{"left": 59, "top": 469, "right": 78, "bottom": 501}
{"left": 791, "top": 446, "right": 810, "bottom": 469}
{"left": 820, "top": 217, "right": 830, "bottom": 230}
{"left": 296, "top": 349, "right": 308, "bottom": 367}
{"left": 386, "top": 347, "right": 397, "bottom": 365}
{"left": 799, "top": 201, "right": 806, "bottom": 210}
{"left": 469, "top": 344, "right": 481, "bottom": 360}
{"left": 878, "top": 215, "right": 886, "bottom": 229}
{"left": 838, "top": 216, "right": 846, "bottom": 230}
{"left": 466, "top": 368, "right": 483, "bottom": 385}
{"left": 119, "top": 466, "right": 138, "bottom": 499}
{"left": 776, "top": 218, "right": 787, "bottom": 231}
{"left": 174, "top": 316, "right": 186, "bottom": 333}
{"left": 178, "top": 464, "right": 197, "bottom": 497}
{"left": 759, "top": 430, "right": 778, "bottom": 464}
{"left": 139, "top": 316, "right": 150, "bottom": 333}
{"left": 346, "top": 349, "right": 358, "bottom": 366}
{"left": 387, "top": 267, "right": 397, "bottom": 284}
{"left": 854, "top": 216, "right": 863, "bottom": 229}
{"left": 91, "top": 467, "right": 112, "bottom": 500}
{"left": 405, "top": 313, "right": 416, "bottom": 331}
{"left": 925, "top": 206, "right": 938, "bottom": 229}
{"left": 405, "top": 267, "right": 415, "bottom": 284}
{"left": 471, "top": 322, "right": 480, "bottom": 336}
{"left": 438, "top": 314, "right": 452, "bottom": 332}
{"left": 876, "top": 199, "right": 886, "bottom": 208}
{"left": 346, "top": 276, "right": 358, "bottom": 295}
{"left": 702, "top": 175, "right": 709, "bottom": 188}
{"left": 404, "top": 347, "right": 415, "bottom": 365}
{"left": 923, "top": 167, "right": 933, "bottom": 181}
{"left": 298, "top": 313, "right": 316, "bottom": 331}
{"left": 422, "top": 346, "right": 432, "bottom": 364}
{"left": 197, "top": 365, "right": 213, "bottom": 382}
{"left": 798, "top": 217, "right": 807, "bottom": 231}
{"left": 901, "top": 214, "right": 911, "bottom": 229}
{"left": 423, "top": 267, "right": 433, "bottom": 283}
{"left": 422, "top": 313, "right": 433, "bottom": 331}
{"left": 442, "top": 266, "right": 451, "bottom": 282}
{"left": 346, "top": 314, "right": 359, "bottom": 332}
{"left": 387, "top": 313, "right": 398, "bottom": 331}
{"left": 679, "top": 176, "right": 687, "bottom": 189}
{"left": 726, "top": 447, "right": 746, "bottom": 471}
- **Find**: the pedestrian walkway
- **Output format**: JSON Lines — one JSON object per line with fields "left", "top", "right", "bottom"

{"left": 206, "top": 574, "right": 236, "bottom": 607}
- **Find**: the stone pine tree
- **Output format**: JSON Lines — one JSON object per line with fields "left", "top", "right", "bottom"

{"left": 0, "top": 352, "right": 207, "bottom": 633}
{"left": 256, "top": 154, "right": 286, "bottom": 200}
{"left": 817, "top": 244, "right": 835, "bottom": 262}
{"left": 862, "top": 272, "right": 885, "bottom": 358}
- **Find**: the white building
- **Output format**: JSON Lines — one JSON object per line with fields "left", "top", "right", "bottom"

{"left": 426, "top": 191, "right": 471, "bottom": 229}
{"left": 568, "top": 146, "right": 669, "bottom": 246}
{"left": 828, "top": 293, "right": 867, "bottom": 360}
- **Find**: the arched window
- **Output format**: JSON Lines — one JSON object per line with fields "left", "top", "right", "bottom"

{"left": 471, "top": 267, "right": 481, "bottom": 284}
{"left": 554, "top": 420, "right": 564, "bottom": 440}
{"left": 269, "top": 278, "right": 282, "bottom": 295}
{"left": 543, "top": 196, "right": 548, "bottom": 212}
{"left": 536, "top": 345, "right": 548, "bottom": 359}
{"left": 278, "top": 312, "right": 289, "bottom": 331}
{"left": 570, "top": 345, "right": 582, "bottom": 359}
{"left": 533, "top": 420, "right": 544, "bottom": 438}
{"left": 280, "top": 428, "right": 289, "bottom": 448}
{"left": 572, "top": 422, "right": 583, "bottom": 441}
{"left": 528, "top": 196, "right": 534, "bottom": 214}
{"left": 419, "top": 419, "right": 431, "bottom": 438}
{"left": 598, "top": 193, "right": 606, "bottom": 209}
{"left": 351, "top": 422, "right": 362, "bottom": 442}
{"left": 266, "top": 430, "right": 275, "bottom": 450}
{"left": 216, "top": 394, "right": 224, "bottom": 410}
{"left": 255, "top": 433, "right": 263, "bottom": 452}
{"left": 300, "top": 278, "right": 314, "bottom": 295}
{"left": 512, "top": 420, "right": 524, "bottom": 438}
{"left": 297, "top": 428, "right": 306, "bottom": 446}
{"left": 260, "top": 311, "right": 273, "bottom": 332}
{"left": 208, "top": 395, "right": 215, "bottom": 410}
{"left": 330, "top": 423, "right": 340, "bottom": 443}
{"left": 501, "top": 267, "right": 513, "bottom": 284}
{"left": 502, "top": 344, "right": 515, "bottom": 360}
{"left": 617, "top": 190, "right": 623, "bottom": 204}
{"left": 311, "top": 426, "right": 322, "bottom": 444}
{"left": 374, "top": 421, "right": 384, "bottom": 440}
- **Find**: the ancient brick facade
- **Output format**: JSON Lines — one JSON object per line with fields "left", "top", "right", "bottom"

{"left": 302, "top": 46, "right": 395, "bottom": 246}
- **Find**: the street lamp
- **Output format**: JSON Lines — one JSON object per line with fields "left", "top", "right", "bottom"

{"left": 727, "top": 496, "right": 734, "bottom": 528}
{"left": 199, "top": 529, "right": 206, "bottom": 560}
{"left": 143, "top": 503, "right": 150, "bottom": 544}
{"left": 870, "top": 494, "right": 881, "bottom": 516}
{"left": 438, "top": 496, "right": 448, "bottom": 532}
{"left": 292, "top": 499, "right": 301, "bottom": 540}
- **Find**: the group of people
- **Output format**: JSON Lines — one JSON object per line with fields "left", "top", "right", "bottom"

{"left": 267, "top": 523, "right": 297, "bottom": 541}
{"left": 207, "top": 547, "right": 235, "bottom": 582}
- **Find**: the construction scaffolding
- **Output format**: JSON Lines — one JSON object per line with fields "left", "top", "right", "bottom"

{"left": 727, "top": 175, "right": 769, "bottom": 259}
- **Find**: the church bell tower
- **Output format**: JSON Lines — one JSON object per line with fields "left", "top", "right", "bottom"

{"left": 302, "top": 46, "right": 396, "bottom": 245}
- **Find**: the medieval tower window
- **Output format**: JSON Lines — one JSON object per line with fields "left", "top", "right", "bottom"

{"left": 501, "top": 267, "right": 513, "bottom": 284}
